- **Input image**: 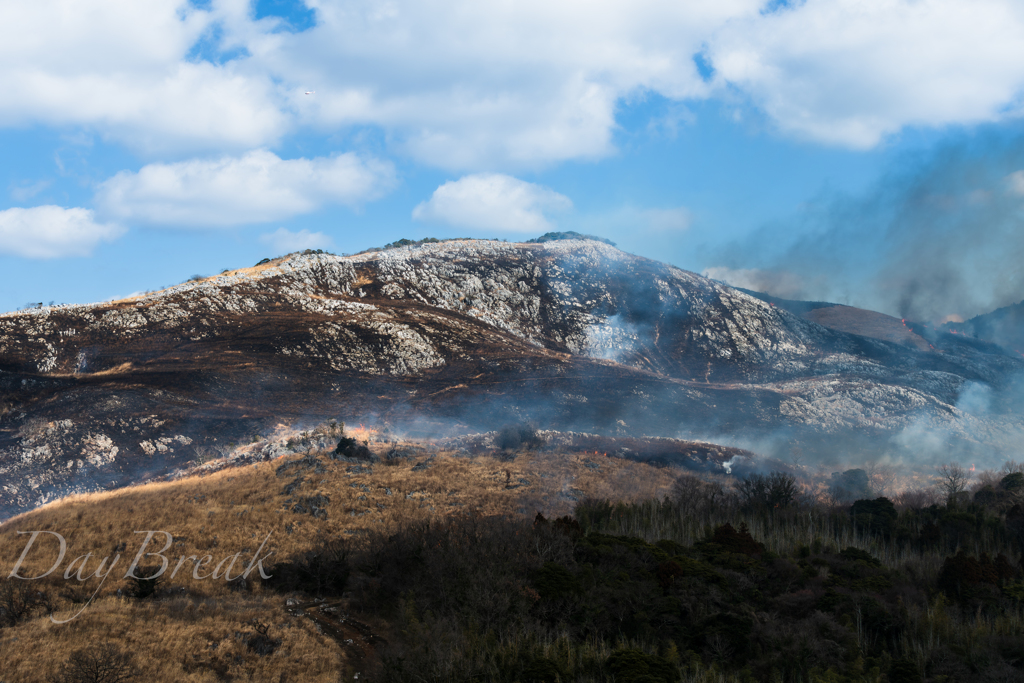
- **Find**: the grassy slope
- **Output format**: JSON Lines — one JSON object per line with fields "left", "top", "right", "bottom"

{"left": 0, "top": 443, "right": 675, "bottom": 681}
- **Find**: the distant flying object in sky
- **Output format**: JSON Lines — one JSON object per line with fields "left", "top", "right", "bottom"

{"left": 304, "top": 91, "right": 315, "bottom": 95}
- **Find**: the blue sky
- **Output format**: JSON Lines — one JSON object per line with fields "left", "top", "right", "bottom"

{"left": 2, "top": 0, "right": 1024, "bottom": 323}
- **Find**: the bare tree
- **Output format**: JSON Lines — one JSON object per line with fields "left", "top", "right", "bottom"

{"left": 893, "top": 487, "right": 939, "bottom": 510}
{"left": 736, "top": 471, "right": 799, "bottom": 511}
{"left": 788, "top": 445, "right": 805, "bottom": 470}
{"left": 1001, "top": 460, "right": 1024, "bottom": 476}
{"left": 671, "top": 474, "right": 726, "bottom": 517}
{"left": 51, "top": 643, "right": 138, "bottom": 683}
{"left": 0, "top": 581, "right": 50, "bottom": 627}
{"left": 818, "top": 486, "right": 847, "bottom": 512}
{"left": 936, "top": 463, "right": 971, "bottom": 506}
{"left": 973, "top": 469, "right": 1003, "bottom": 491}
{"left": 865, "top": 462, "right": 898, "bottom": 497}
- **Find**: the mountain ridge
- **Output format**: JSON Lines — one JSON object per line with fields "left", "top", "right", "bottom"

{"left": 1, "top": 238, "right": 1021, "bottom": 518}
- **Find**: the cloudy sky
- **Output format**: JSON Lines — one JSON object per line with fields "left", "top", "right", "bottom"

{"left": 2, "top": 0, "right": 1024, "bottom": 321}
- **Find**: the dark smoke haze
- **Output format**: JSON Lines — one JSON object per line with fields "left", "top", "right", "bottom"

{"left": 709, "top": 125, "right": 1024, "bottom": 323}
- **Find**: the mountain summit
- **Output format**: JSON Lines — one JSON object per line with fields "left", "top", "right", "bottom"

{"left": 1, "top": 239, "right": 1021, "bottom": 517}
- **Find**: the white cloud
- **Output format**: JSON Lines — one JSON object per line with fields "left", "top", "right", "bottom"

{"left": 413, "top": 174, "right": 572, "bottom": 233}
{"left": 271, "top": 0, "right": 754, "bottom": 168}
{"left": 96, "top": 150, "right": 396, "bottom": 227}
{"left": 259, "top": 227, "right": 334, "bottom": 254}
{"left": 710, "top": 0, "right": 1024, "bottom": 148}
{"left": 0, "top": 0, "right": 286, "bottom": 154}
{"left": 5, "top": 0, "right": 1024, "bottom": 162}
{"left": 0, "top": 0, "right": 759, "bottom": 165}
{"left": 0, "top": 206, "right": 123, "bottom": 258}
{"left": 9, "top": 180, "right": 50, "bottom": 202}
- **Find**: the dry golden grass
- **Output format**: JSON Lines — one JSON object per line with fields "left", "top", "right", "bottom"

{"left": 0, "top": 596, "right": 341, "bottom": 682}
{"left": 0, "top": 443, "right": 676, "bottom": 680}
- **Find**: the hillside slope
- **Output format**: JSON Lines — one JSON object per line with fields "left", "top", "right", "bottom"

{"left": 943, "top": 299, "right": 1024, "bottom": 354}
{"left": 0, "top": 440, "right": 680, "bottom": 681}
{"left": 1, "top": 239, "right": 1021, "bottom": 517}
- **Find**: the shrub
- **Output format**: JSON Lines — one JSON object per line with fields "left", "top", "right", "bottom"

{"left": 51, "top": 643, "right": 138, "bottom": 683}
{"left": 1007, "top": 504, "right": 1024, "bottom": 551}
{"left": 245, "top": 619, "right": 280, "bottom": 656}
{"left": 736, "top": 471, "right": 798, "bottom": 511}
{"left": 829, "top": 469, "right": 872, "bottom": 502}
{"left": 838, "top": 546, "right": 882, "bottom": 567}
{"left": 334, "top": 435, "right": 372, "bottom": 460}
{"left": 533, "top": 562, "right": 579, "bottom": 600}
{"left": 974, "top": 484, "right": 1007, "bottom": 507}
{"left": 382, "top": 237, "right": 441, "bottom": 250}
{"left": 526, "top": 231, "right": 616, "bottom": 246}
{"left": 936, "top": 550, "right": 1012, "bottom": 600}
{"left": 710, "top": 523, "right": 764, "bottom": 556}
{"left": 124, "top": 565, "right": 161, "bottom": 600}
{"left": 494, "top": 424, "right": 545, "bottom": 451}
{"left": 1001, "top": 472, "right": 1024, "bottom": 492}
{"left": 850, "top": 497, "right": 897, "bottom": 537}
{"left": 0, "top": 580, "right": 51, "bottom": 627}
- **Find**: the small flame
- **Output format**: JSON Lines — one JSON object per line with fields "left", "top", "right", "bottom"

{"left": 347, "top": 423, "right": 378, "bottom": 440}
{"left": 970, "top": 464, "right": 976, "bottom": 473}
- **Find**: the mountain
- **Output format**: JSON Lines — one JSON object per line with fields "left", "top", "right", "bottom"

{"left": 737, "top": 289, "right": 933, "bottom": 352}
{"left": 1, "top": 238, "right": 1022, "bottom": 518}
{"left": 942, "top": 300, "right": 1024, "bottom": 356}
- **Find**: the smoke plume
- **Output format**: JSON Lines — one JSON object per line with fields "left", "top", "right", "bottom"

{"left": 709, "top": 125, "right": 1024, "bottom": 323}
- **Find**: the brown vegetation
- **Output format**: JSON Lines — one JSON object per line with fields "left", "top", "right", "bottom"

{"left": 0, "top": 441, "right": 675, "bottom": 680}
{"left": 5, "top": 431, "right": 1024, "bottom": 681}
